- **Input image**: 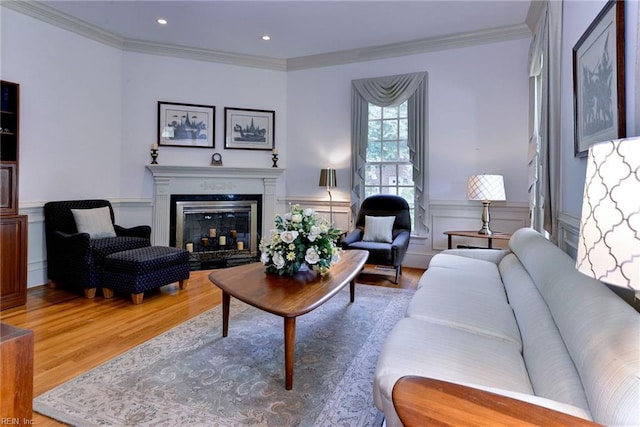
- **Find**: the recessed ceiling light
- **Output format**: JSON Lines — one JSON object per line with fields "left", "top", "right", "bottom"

{"left": 261, "top": 35, "right": 271, "bottom": 41}
{"left": 156, "top": 18, "right": 168, "bottom": 25}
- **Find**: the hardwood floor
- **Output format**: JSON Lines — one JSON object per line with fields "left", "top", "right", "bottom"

{"left": 0, "top": 265, "right": 423, "bottom": 426}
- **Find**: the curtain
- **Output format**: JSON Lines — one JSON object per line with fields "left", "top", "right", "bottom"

{"left": 350, "top": 72, "right": 428, "bottom": 234}
{"left": 528, "top": 1, "right": 562, "bottom": 240}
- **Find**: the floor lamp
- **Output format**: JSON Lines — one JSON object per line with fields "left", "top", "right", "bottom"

{"left": 466, "top": 174, "right": 506, "bottom": 235}
{"left": 318, "top": 168, "right": 337, "bottom": 225}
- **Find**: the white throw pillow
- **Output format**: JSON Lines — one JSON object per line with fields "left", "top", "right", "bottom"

{"left": 71, "top": 206, "right": 117, "bottom": 239}
{"left": 362, "top": 215, "right": 395, "bottom": 243}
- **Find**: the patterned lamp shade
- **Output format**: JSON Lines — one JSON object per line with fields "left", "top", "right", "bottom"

{"left": 467, "top": 175, "right": 506, "bottom": 201}
{"left": 576, "top": 137, "right": 640, "bottom": 296}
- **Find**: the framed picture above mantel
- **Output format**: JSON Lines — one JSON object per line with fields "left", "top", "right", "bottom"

{"left": 224, "top": 107, "right": 275, "bottom": 150}
{"left": 572, "top": 0, "right": 626, "bottom": 157}
{"left": 158, "top": 101, "right": 215, "bottom": 148}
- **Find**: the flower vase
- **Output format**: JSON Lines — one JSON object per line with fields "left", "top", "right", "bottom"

{"left": 294, "top": 262, "right": 316, "bottom": 283}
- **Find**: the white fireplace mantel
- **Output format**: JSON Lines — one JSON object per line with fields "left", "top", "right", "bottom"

{"left": 146, "top": 165, "right": 285, "bottom": 246}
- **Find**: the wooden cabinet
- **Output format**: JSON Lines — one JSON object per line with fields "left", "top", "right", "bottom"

{"left": 0, "top": 323, "right": 34, "bottom": 420}
{"left": 1, "top": 80, "right": 27, "bottom": 310}
{"left": 0, "top": 216, "right": 28, "bottom": 310}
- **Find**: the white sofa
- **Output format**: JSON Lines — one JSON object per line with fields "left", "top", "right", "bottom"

{"left": 374, "top": 228, "right": 639, "bottom": 426}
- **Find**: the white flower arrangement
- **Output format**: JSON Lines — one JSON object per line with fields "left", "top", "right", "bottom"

{"left": 260, "top": 204, "right": 342, "bottom": 277}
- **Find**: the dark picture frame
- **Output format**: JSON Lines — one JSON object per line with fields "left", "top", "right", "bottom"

{"left": 158, "top": 101, "right": 215, "bottom": 148}
{"left": 224, "top": 107, "right": 275, "bottom": 150}
{"left": 572, "top": 0, "right": 626, "bottom": 157}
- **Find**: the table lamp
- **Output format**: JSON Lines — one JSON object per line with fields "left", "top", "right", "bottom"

{"left": 576, "top": 137, "right": 640, "bottom": 298}
{"left": 467, "top": 174, "right": 506, "bottom": 235}
{"left": 319, "top": 168, "right": 337, "bottom": 225}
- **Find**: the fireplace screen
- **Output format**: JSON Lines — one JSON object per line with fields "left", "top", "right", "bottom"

{"left": 176, "top": 200, "right": 259, "bottom": 269}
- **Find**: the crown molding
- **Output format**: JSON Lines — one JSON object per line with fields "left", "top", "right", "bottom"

{"left": 286, "top": 24, "right": 531, "bottom": 71}
{"left": 5, "top": 1, "right": 530, "bottom": 72}
{"left": 123, "top": 39, "right": 286, "bottom": 71}
{"left": 2, "top": 0, "right": 125, "bottom": 49}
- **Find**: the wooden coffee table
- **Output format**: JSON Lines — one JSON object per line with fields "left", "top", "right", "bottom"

{"left": 208, "top": 249, "right": 368, "bottom": 390}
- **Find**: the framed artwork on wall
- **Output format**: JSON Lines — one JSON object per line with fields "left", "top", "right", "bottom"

{"left": 224, "top": 107, "right": 275, "bottom": 150}
{"left": 158, "top": 101, "right": 215, "bottom": 148}
{"left": 572, "top": 0, "right": 626, "bottom": 157}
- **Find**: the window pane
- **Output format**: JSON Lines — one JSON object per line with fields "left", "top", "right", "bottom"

{"left": 369, "top": 105, "right": 382, "bottom": 120}
{"left": 366, "top": 142, "right": 381, "bottom": 162}
{"left": 381, "top": 187, "right": 397, "bottom": 195}
{"left": 365, "top": 164, "right": 380, "bottom": 185}
{"left": 383, "top": 105, "right": 398, "bottom": 118}
{"left": 398, "top": 164, "right": 414, "bottom": 185}
{"left": 399, "top": 120, "right": 408, "bottom": 140}
{"left": 382, "top": 141, "right": 398, "bottom": 161}
{"left": 381, "top": 165, "right": 397, "bottom": 186}
{"left": 368, "top": 120, "right": 381, "bottom": 141}
{"left": 399, "top": 141, "right": 410, "bottom": 161}
{"left": 399, "top": 102, "right": 408, "bottom": 117}
{"left": 382, "top": 119, "right": 398, "bottom": 140}
{"left": 399, "top": 187, "right": 415, "bottom": 207}
{"left": 365, "top": 187, "right": 379, "bottom": 198}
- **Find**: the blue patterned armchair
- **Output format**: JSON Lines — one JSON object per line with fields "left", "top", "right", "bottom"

{"left": 342, "top": 195, "right": 411, "bottom": 284}
{"left": 44, "top": 199, "right": 151, "bottom": 298}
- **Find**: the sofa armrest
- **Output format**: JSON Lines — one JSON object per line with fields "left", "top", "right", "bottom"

{"left": 342, "top": 229, "right": 363, "bottom": 247}
{"left": 440, "top": 248, "right": 509, "bottom": 264}
{"left": 114, "top": 224, "right": 152, "bottom": 240}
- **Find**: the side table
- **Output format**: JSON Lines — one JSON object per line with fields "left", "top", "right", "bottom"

{"left": 444, "top": 230, "right": 511, "bottom": 249}
{"left": 392, "top": 376, "right": 596, "bottom": 426}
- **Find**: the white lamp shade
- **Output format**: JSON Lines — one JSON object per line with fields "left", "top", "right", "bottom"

{"left": 467, "top": 175, "right": 506, "bottom": 201}
{"left": 576, "top": 137, "right": 640, "bottom": 294}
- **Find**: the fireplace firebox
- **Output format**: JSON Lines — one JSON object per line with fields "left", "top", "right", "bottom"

{"left": 170, "top": 194, "right": 262, "bottom": 270}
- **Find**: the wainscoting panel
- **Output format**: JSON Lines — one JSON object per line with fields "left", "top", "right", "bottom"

{"left": 557, "top": 212, "right": 581, "bottom": 260}
{"left": 430, "top": 200, "right": 529, "bottom": 251}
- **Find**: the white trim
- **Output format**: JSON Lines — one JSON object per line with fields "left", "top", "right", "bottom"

{"left": 5, "top": 1, "right": 531, "bottom": 71}
{"left": 288, "top": 24, "right": 531, "bottom": 71}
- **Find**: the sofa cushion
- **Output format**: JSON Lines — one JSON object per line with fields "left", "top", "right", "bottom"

{"left": 499, "top": 253, "right": 590, "bottom": 413}
{"left": 508, "top": 228, "right": 640, "bottom": 426}
{"left": 428, "top": 251, "right": 506, "bottom": 276}
{"left": 407, "top": 279, "right": 522, "bottom": 349}
{"left": 416, "top": 266, "right": 507, "bottom": 302}
{"left": 374, "top": 317, "right": 533, "bottom": 425}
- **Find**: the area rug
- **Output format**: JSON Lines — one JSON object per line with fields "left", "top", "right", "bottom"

{"left": 34, "top": 284, "right": 413, "bottom": 426}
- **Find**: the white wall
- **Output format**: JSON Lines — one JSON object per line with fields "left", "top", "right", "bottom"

{"left": 558, "top": 0, "right": 639, "bottom": 249}
{"left": 119, "top": 52, "right": 287, "bottom": 204}
{"left": 286, "top": 39, "right": 531, "bottom": 207}
{"left": 1, "top": 8, "right": 124, "bottom": 203}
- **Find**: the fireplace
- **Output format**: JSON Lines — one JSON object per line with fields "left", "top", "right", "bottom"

{"left": 146, "top": 165, "right": 284, "bottom": 250}
{"left": 170, "top": 194, "right": 262, "bottom": 270}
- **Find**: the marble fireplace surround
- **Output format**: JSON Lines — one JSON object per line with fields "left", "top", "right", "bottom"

{"left": 146, "top": 166, "right": 284, "bottom": 246}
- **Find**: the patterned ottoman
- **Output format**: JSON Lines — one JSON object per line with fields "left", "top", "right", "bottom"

{"left": 102, "top": 246, "right": 190, "bottom": 304}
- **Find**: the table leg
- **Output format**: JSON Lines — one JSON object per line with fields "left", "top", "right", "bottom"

{"left": 350, "top": 279, "right": 356, "bottom": 303}
{"left": 284, "top": 316, "right": 296, "bottom": 390}
{"left": 488, "top": 238, "right": 493, "bottom": 249}
{"left": 222, "top": 291, "right": 230, "bottom": 337}
{"left": 447, "top": 235, "right": 452, "bottom": 249}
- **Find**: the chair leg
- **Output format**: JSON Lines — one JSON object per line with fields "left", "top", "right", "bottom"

{"left": 47, "top": 280, "right": 58, "bottom": 289}
{"left": 131, "top": 293, "right": 144, "bottom": 305}
{"left": 102, "top": 288, "right": 114, "bottom": 299}
{"left": 179, "top": 278, "right": 189, "bottom": 290}
{"left": 394, "top": 266, "right": 400, "bottom": 284}
{"left": 84, "top": 288, "right": 96, "bottom": 299}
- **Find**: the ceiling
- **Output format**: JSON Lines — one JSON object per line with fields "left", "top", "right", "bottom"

{"left": 38, "top": 1, "right": 532, "bottom": 61}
